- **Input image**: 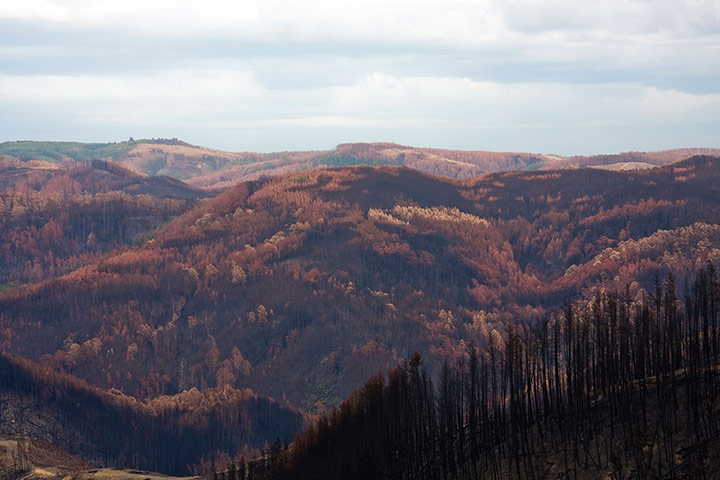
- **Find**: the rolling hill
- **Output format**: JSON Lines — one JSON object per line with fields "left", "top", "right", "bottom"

{"left": 3, "top": 139, "right": 718, "bottom": 190}
{"left": 1, "top": 156, "right": 719, "bottom": 414}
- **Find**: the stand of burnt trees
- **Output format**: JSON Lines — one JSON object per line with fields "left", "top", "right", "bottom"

{"left": 254, "top": 264, "right": 720, "bottom": 479}
{"left": 0, "top": 354, "right": 302, "bottom": 476}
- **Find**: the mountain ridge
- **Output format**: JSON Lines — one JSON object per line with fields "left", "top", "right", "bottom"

{"left": 2, "top": 139, "right": 718, "bottom": 190}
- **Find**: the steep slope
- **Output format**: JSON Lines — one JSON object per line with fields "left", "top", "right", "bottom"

{"left": 1, "top": 157, "right": 719, "bottom": 410}
{"left": 256, "top": 266, "right": 720, "bottom": 480}
{"left": 8, "top": 271, "right": 720, "bottom": 479}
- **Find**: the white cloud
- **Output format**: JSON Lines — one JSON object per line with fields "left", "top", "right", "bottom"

{"left": 2, "top": 69, "right": 718, "bottom": 152}
{"left": 3, "top": 0, "right": 717, "bottom": 90}
{"left": 0, "top": 0, "right": 67, "bottom": 22}
{"left": 0, "top": 0, "right": 718, "bottom": 152}
{"left": 0, "top": 0, "right": 261, "bottom": 33}
{"left": 0, "top": 69, "right": 259, "bottom": 102}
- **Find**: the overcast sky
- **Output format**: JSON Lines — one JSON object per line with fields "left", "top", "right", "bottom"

{"left": 1, "top": 0, "right": 718, "bottom": 154}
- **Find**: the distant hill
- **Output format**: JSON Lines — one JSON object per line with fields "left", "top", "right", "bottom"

{"left": 0, "top": 155, "right": 209, "bottom": 199}
{"left": 559, "top": 148, "right": 720, "bottom": 168}
{"left": 0, "top": 140, "right": 146, "bottom": 165}
{"left": 3, "top": 139, "right": 717, "bottom": 190}
{"left": 1, "top": 156, "right": 719, "bottom": 413}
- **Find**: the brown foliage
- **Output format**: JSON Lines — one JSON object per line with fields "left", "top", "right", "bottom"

{"left": 1, "top": 157, "right": 719, "bottom": 413}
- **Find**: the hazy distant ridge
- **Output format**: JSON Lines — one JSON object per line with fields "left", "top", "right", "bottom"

{"left": 3, "top": 139, "right": 718, "bottom": 190}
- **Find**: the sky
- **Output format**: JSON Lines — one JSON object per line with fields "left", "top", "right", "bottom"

{"left": 0, "top": 0, "right": 719, "bottom": 155}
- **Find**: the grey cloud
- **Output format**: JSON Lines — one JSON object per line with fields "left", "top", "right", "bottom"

{"left": 2, "top": 37, "right": 717, "bottom": 96}
{"left": 2, "top": 15, "right": 718, "bottom": 95}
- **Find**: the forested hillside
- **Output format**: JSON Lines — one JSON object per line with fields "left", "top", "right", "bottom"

{"left": 0, "top": 157, "right": 209, "bottom": 285}
{"left": 1, "top": 156, "right": 719, "bottom": 412}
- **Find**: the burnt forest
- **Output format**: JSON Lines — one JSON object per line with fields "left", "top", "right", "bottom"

{"left": 1, "top": 143, "right": 720, "bottom": 479}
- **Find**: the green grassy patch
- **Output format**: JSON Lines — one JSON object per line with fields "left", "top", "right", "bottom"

{"left": 313, "top": 154, "right": 401, "bottom": 168}
{"left": 0, "top": 281, "right": 22, "bottom": 292}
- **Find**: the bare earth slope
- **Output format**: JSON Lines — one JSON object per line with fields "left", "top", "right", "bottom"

{"left": 0, "top": 433, "right": 92, "bottom": 480}
{"left": 0, "top": 433, "right": 201, "bottom": 480}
